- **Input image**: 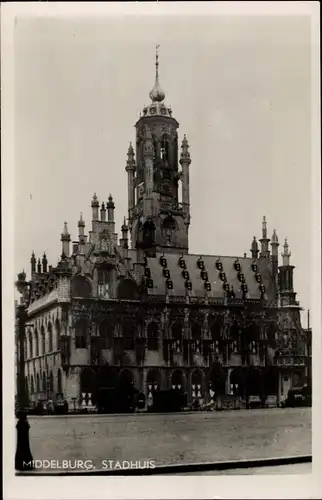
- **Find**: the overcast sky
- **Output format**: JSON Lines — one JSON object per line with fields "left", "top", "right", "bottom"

{"left": 14, "top": 14, "right": 312, "bottom": 319}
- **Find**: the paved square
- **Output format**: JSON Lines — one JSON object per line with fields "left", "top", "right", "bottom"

{"left": 27, "top": 407, "right": 311, "bottom": 472}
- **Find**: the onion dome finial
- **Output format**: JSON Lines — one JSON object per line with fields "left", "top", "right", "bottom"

{"left": 149, "top": 44, "right": 165, "bottom": 103}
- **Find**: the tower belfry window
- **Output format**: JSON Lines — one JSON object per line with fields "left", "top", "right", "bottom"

{"left": 160, "top": 137, "right": 169, "bottom": 162}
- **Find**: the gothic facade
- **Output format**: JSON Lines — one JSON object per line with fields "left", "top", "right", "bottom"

{"left": 19, "top": 50, "right": 311, "bottom": 410}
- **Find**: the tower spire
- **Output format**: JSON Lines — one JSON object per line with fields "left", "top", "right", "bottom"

{"left": 149, "top": 44, "right": 165, "bottom": 102}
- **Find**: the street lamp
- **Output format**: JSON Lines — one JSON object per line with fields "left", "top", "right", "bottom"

{"left": 15, "top": 271, "right": 34, "bottom": 471}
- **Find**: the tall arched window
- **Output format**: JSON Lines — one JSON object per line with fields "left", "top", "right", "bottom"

{"left": 48, "top": 322, "right": 53, "bottom": 352}
{"left": 122, "top": 320, "right": 135, "bottom": 350}
{"left": 28, "top": 330, "right": 33, "bottom": 359}
{"left": 49, "top": 371, "right": 54, "bottom": 394}
{"left": 75, "top": 319, "right": 88, "bottom": 349}
{"left": 57, "top": 369, "right": 62, "bottom": 394}
{"left": 42, "top": 372, "right": 46, "bottom": 392}
{"left": 142, "top": 221, "right": 156, "bottom": 248}
{"left": 191, "top": 322, "right": 202, "bottom": 340}
{"left": 41, "top": 326, "right": 45, "bottom": 355}
{"left": 55, "top": 319, "right": 61, "bottom": 350}
{"left": 160, "top": 135, "right": 170, "bottom": 162}
{"left": 34, "top": 328, "right": 39, "bottom": 357}
{"left": 99, "top": 319, "right": 113, "bottom": 349}
{"left": 162, "top": 217, "right": 177, "bottom": 245}
{"left": 36, "top": 373, "right": 40, "bottom": 393}
{"left": 147, "top": 321, "right": 159, "bottom": 351}
{"left": 30, "top": 374, "right": 34, "bottom": 394}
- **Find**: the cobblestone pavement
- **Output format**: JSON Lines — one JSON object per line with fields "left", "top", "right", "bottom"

{"left": 27, "top": 407, "right": 311, "bottom": 472}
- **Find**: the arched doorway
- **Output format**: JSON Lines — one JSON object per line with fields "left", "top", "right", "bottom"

{"left": 262, "top": 367, "right": 278, "bottom": 397}
{"left": 230, "top": 367, "right": 245, "bottom": 396}
{"left": 171, "top": 369, "right": 185, "bottom": 391}
{"left": 146, "top": 368, "right": 161, "bottom": 407}
{"left": 80, "top": 367, "right": 96, "bottom": 407}
{"left": 245, "top": 367, "right": 263, "bottom": 398}
{"left": 191, "top": 369, "right": 204, "bottom": 403}
{"left": 118, "top": 369, "right": 137, "bottom": 413}
{"left": 208, "top": 361, "right": 226, "bottom": 397}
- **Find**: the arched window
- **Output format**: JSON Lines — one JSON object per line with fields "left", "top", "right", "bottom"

{"left": 41, "top": 326, "right": 45, "bottom": 355}
{"left": 191, "top": 321, "right": 202, "bottom": 353}
{"left": 160, "top": 135, "right": 170, "bottom": 162}
{"left": 210, "top": 317, "right": 223, "bottom": 341}
{"left": 49, "top": 371, "right": 54, "bottom": 394}
{"left": 28, "top": 330, "right": 33, "bottom": 359}
{"left": 142, "top": 221, "right": 156, "bottom": 248}
{"left": 72, "top": 276, "right": 92, "bottom": 298}
{"left": 147, "top": 321, "right": 159, "bottom": 351}
{"left": 75, "top": 319, "right": 88, "bottom": 349}
{"left": 162, "top": 217, "right": 177, "bottom": 245}
{"left": 171, "top": 321, "right": 183, "bottom": 340}
{"left": 34, "top": 328, "right": 39, "bottom": 357}
{"left": 48, "top": 322, "right": 53, "bottom": 352}
{"left": 57, "top": 369, "right": 62, "bottom": 394}
{"left": 191, "top": 322, "right": 202, "bottom": 340}
{"left": 99, "top": 319, "right": 113, "bottom": 349}
{"left": 55, "top": 319, "right": 61, "bottom": 350}
{"left": 122, "top": 320, "right": 135, "bottom": 350}
{"left": 36, "top": 373, "right": 40, "bottom": 393}
{"left": 42, "top": 372, "right": 46, "bottom": 392}
{"left": 30, "top": 374, "right": 34, "bottom": 394}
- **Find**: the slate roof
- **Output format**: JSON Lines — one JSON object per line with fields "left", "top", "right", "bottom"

{"left": 145, "top": 252, "right": 275, "bottom": 301}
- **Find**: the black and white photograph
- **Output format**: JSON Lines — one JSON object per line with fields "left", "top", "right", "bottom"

{"left": 2, "top": 1, "right": 321, "bottom": 499}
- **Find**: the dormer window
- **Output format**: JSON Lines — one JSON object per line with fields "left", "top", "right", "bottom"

{"left": 216, "top": 260, "right": 223, "bottom": 271}
{"left": 200, "top": 271, "right": 208, "bottom": 281}
{"left": 182, "top": 270, "right": 190, "bottom": 280}
{"left": 166, "top": 279, "right": 173, "bottom": 290}
{"left": 178, "top": 258, "right": 186, "bottom": 269}
{"left": 185, "top": 280, "right": 192, "bottom": 290}
{"left": 163, "top": 268, "right": 170, "bottom": 279}
{"left": 197, "top": 258, "right": 205, "bottom": 270}
{"left": 159, "top": 256, "right": 167, "bottom": 267}
{"left": 234, "top": 260, "right": 241, "bottom": 272}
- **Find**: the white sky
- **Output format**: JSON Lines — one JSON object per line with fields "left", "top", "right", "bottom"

{"left": 14, "top": 14, "right": 312, "bottom": 320}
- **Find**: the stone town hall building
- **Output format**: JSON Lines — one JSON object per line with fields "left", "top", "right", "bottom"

{"left": 19, "top": 51, "right": 310, "bottom": 410}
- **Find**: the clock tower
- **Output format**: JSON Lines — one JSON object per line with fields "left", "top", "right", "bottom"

{"left": 126, "top": 46, "right": 191, "bottom": 256}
